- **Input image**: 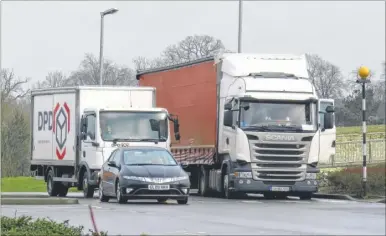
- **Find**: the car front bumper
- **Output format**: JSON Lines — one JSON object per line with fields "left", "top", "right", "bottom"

{"left": 119, "top": 181, "right": 190, "bottom": 200}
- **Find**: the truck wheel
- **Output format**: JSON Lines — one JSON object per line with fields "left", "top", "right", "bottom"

{"left": 82, "top": 171, "right": 95, "bottom": 198}
{"left": 222, "top": 171, "right": 236, "bottom": 199}
{"left": 47, "top": 170, "right": 60, "bottom": 197}
{"left": 299, "top": 193, "right": 312, "bottom": 200}
{"left": 57, "top": 184, "right": 69, "bottom": 197}
{"left": 199, "top": 169, "right": 210, "bottom": 197}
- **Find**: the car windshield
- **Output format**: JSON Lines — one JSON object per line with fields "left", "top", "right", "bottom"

{"left": 239, "top": 101, "right": 317, "bottom": 132}
{"left": 123, "top": 149, "right": 177, "bottom": 166}
{"left": 99, "top": 111, "right": 168, "bottom": 142}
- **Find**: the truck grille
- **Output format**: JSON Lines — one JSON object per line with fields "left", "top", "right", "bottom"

{"left": 247, "top": 132, "right": 312, "bottom": 182}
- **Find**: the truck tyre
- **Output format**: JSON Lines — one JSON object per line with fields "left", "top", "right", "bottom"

{"left": 199, "top": 169, "right": 210, "bottom": 197}
{"left": 222, "top": 169, "right": 236, "bottom": 199}
{"left": 177, "top": 197, "right": 188, "bottom": 205}
{"left": 98, "top": 180, "right": 109, "bottom": 202}
{"left": 116, "top": 181, "right": 127, "bottom": 204}
{"left": 47, "top": 170, "right": 60, "bottom": 197}
{"left": 82, "top": 171, "right": 95, "bottom": 198}
{"left": 57, "top": 184, "right": 69, "bottom": 197}
{"left": 299, "top": 192, "right": 312, "bottom": 200}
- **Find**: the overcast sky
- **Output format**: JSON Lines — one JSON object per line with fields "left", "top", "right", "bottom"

{"left": 1, "top": 1, "right": 385, "bottom": 88}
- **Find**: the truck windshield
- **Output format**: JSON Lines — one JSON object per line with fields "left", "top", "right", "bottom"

{"left": 99, "top": 111, "right": 168, "bottom": 142}
{"left": 239, "top": 101, "right": 317, "bottom": 132}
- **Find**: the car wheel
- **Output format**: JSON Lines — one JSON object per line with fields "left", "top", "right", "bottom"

{"left": 157, "top": 198, "right": 168, "bottom": 203}
{"left": 47, "top": 170, "right": 59, "bottom": 197}
{"left": 177, "top": 198, "right": 188, "bottom": 205}
{"left": 57, "top": 184, "right": 69, "bottom": 197}
{"left": 99, "top": 180, "right": 109, "bottom": 202}
{"left": 82, "top": 171, "right": 95, "bottom": 198}
{"left": 116, "top": 181, "right": 126, "bottom": 204}
{"left": 299, "top": 192, "right": 312, "bottom": 200}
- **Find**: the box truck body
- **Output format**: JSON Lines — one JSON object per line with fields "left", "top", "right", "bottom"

{"left": 137, "top": 53, "right": 336, "bottom": 199}
{"left": 30, "top": 86, "right": 180, "bottom": 198}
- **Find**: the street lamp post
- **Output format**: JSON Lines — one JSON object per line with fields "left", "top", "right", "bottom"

{"left": 237, "top": 0, "right": 243, "bottom": 53}
{"left": 99, "top": 8, "right": 119, "bottom": 86}
{"left": 356, "top": 66, "right": 371, "bottom": 198}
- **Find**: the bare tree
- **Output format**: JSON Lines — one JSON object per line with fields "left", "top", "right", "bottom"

{"left": 133, "top": 34, "right": 225, "bottom": 70}
{"left": 0, "top": 69, "right": 30, "bottom": 101}
{"left": 306, "top": 54, "right": 345, "bottom": 99}
{"left": 67, "top": 53, "right": 136, "bottom": 86}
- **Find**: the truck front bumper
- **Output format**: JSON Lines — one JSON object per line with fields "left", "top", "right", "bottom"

{"left": 230, "top": 178, "right": 318, "bottom": 194}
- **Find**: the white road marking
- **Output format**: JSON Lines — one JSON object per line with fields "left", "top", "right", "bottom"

{"left": 240, "top": 200, "right": 263, "bottom": 204}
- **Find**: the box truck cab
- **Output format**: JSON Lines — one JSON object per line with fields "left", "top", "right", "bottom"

{"left": 30, "top": 86, "right": 180, "bottom": 198}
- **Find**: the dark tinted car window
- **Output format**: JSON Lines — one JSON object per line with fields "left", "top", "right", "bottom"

{"left": 123, "top": 149, "right": 177, "bottom": 166}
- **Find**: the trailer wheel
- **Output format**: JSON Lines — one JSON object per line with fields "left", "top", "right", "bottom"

{"left": 82, "top": 171, "right": 95, "bottom": 198}
{"left": 199, "top": 168, "right": 210, "bottom": 197}
{"left": 47, "top": 170, "right": 60, "bottom": 197}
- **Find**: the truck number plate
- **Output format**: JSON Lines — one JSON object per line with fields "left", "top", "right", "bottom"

{"left": 148, "top": 185, "right": 170, "bottom": 190}
{"left": 270, "top": 186, "right": 290, "bottom": 192}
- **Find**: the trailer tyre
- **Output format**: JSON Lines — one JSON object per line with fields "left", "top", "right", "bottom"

{"left": 82, "top": 171, "right": 95, "bottom": 198}
{"left": 47, "top": 170, "right": 60, "bottom": 197}
{"left": 199, "top": 168, "right": 210, "bottom": 197}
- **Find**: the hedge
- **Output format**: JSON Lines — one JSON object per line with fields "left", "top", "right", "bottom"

{"left": 318, "top": 163, "right": 385, "bottom": 198}
{"left": 1, "top": 216, "right": 107, "bottom": 236}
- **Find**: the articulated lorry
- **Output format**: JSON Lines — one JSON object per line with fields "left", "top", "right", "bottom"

{"left": 136, "top": 53, "right": 336, "bottom": 199}
{"left": 30, "top": 86, "right": 180, "bottom": 198}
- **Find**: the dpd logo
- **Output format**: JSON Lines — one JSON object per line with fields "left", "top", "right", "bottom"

{"left": 53, "top": 102, "right": 71, "bottom": 160}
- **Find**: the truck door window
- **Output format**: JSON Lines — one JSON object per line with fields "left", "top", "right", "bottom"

{"left": 319, "top": 102, "right": 333, "bottom": 130}
{"left": 86, "top": 114, "right": 96, "bottom": 140}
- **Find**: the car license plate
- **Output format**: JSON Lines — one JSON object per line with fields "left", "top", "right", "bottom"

{"left": 148, "top": 185, "right": 170, "bottom": 190}
{"left": 270, "top": 186, "right": 290, "bottom": 192}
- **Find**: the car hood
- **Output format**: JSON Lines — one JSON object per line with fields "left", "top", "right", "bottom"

{"left": 123, "top": 165, "right": 186, "bottom": 178}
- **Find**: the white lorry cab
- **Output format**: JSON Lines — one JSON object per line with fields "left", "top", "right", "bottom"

{"left": 30, "top": 86, "right": 180, "bottom": 198}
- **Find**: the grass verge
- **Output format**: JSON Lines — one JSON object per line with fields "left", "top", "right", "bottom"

{"left": 1, "top": 177, "right": 79, "bottom": 192}
{"left": 318, "top": 162, "right": 385, "bottom": 198}
{"left": 337, "top": 124, "right": 385, "bottom": 135}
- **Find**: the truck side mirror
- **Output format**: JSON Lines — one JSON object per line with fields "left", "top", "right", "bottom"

{"left": 149, "top": 119, "right": 160, "bottom": 131}
{"left": 173, "top": 119, "right": 180, "bottom": 141}
{"left": 224, "top": 103, "right": 232, "bottom": 110}
{"left": 324, "top": 113, "right": 334, "bottom": 129}
{"left": 325, "top": 105, "right": 335, "bottom": 113}
{"left": 223, "top": 111, "right": 233, "bottom": 127}
{"left": 81, "top": 132, "right": 87, "bottom": 140}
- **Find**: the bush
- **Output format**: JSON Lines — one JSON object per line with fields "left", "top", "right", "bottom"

{"left": 1, "top": 216, "right": 107, "bottom": 236}
{"left": 322, "top": 163, "right": 386, "bottom": 197}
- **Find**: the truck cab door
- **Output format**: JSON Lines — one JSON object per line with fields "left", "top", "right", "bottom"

{"left": 81, "top": 111, "right": 99, "bottom": 168}
{"left": 318, "top": 99, "right": 336, "bottom": 164}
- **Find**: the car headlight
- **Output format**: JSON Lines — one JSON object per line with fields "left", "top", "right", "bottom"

{"left": 234, "top": 171, "right": 252, "bottom": 178}
{"left": 122, "top": 176, "right": 189, "bottom": 183}
{"left": 306, "top": 173, "right": 317, "bottom": 180}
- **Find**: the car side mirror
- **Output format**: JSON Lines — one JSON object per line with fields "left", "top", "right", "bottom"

{"left": 324, "top": 113, "right": 334, "bottom": 130}
{"left": 325, "top": 105, "right": 335, "bottom": 113}
{"left": 223, "top": 111, "right": 233, "bottom": 127}
{"left": 107, "top": 161, "right": 117, "bottom": 168}
{"left": 179, "top": 162, "right": 188, "bottom": 168}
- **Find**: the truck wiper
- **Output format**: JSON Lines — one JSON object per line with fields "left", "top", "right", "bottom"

{"left": 112, "top": 138, "right": 134, "bottom": 144}
{"left": 243, "top": 125, "right": 274, "bottom": 131}
{"left": 137, "top": 138, "right": 160, "bottom": 143}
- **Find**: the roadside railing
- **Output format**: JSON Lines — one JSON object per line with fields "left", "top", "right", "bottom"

{"left": 321, "top": 138, "right": 385, "bottom": 168}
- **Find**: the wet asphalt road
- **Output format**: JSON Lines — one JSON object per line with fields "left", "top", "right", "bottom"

{"left": 1, "top": 193, "right": 385, "bottom": 235}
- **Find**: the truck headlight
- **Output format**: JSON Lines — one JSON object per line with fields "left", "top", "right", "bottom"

{"left": 306, "top": 173, "right": 317, "bottom": 180}
{"left": 234, "top": 171, "right": 252, "bottom": 178}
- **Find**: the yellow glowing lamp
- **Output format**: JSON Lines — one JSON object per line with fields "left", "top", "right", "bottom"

{"left": 358, "top": 66, "right": 370, "bottom": 80}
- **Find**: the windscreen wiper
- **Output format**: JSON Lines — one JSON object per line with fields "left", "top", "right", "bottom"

{"left": 243, "top": 125, "right": 274, "bottom": 131}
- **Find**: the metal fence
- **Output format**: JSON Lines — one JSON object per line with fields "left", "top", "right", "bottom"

{"left": 322, "top": 138, "right": 385, "bottom": 167}
{"left": 336, "top": 132, "right": 385, "bottom": 141}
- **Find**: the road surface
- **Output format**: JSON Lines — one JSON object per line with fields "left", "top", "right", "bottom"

{"left": 1, "top": 193, "right": 385, "bottom": 235}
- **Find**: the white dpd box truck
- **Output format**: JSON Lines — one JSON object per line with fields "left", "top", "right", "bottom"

{"left": 30, "top": 86, "right": 180, "bottom": 198}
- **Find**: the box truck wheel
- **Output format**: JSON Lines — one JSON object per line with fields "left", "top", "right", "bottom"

{"left": 82, "top": 171, "right": 95, "bottom": 198}
{"left": 199, "top": 168, "right": 210, "bottom": 197}
{"left": 47, "top": 170, "right": 60, "bottom": 197}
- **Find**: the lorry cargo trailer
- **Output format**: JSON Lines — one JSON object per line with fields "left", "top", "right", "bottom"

{"left": 136, "top": 53, "right": 336, "bottom": 199}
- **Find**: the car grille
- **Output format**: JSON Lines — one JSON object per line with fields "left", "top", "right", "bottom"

{"left": 133, "top": 189, "right": 183, "bottom": 195}
{"left": 247, "top": 132, "right": 312, "bottom": 182}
